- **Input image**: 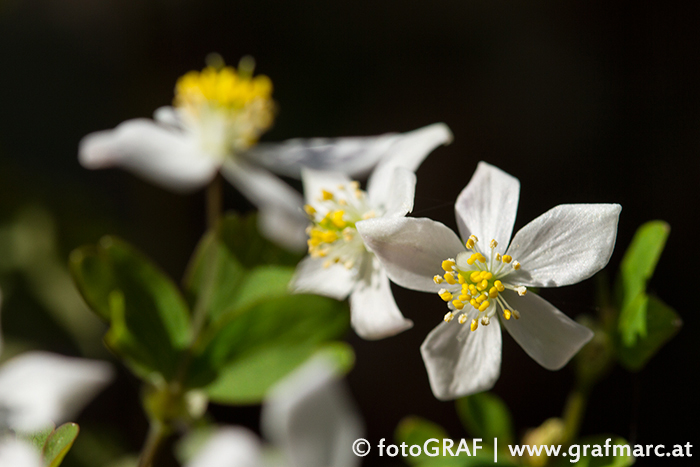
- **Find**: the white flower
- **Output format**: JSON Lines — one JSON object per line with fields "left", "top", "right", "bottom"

{"left": 289, "top": 124, "right": 453, "bottom": 340}
{"left": 0, "top": 290, "right": 114, "bottom": 432}
{"left": 357, "top": 162, "right": 621, "bottom": 399}
{"left": 0, "top": 438, "right": 42, "bottom": 467}
{"left": 186, "top": 355, "right": 362, "bottom": 467}
{"left": 79, "top": 60, "right": 451, "bottom": 251}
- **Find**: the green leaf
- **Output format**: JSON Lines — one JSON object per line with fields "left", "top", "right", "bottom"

{"left": 19, "top": 424, "right": 55, "bottom": 452}
{"left": 615, "top": 221, "right": 669, "bottom": 345}
{"left": 205, "top": 342, "right": 354, "bottom": 404}
{"left": 70, "top": 237, "right": 191, "bottom": 380}
{"left": 42, "top": 423, "right": 80, "bottom": 467}
{"left": 617, "top": 295, "right": 682, "bottom": 371}
{"left": 455, "top": 392, "right": 514, "bottom": 445}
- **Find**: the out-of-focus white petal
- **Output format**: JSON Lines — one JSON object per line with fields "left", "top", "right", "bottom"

{"left": 0, "top": 438, "right": 43, "bottom": 467}
{"left": 186, "top": 427, "right": 262, "bottom": 467}
{"left": 349, "top": 258, "right": 413, "bottom": 340}
{"left": 289, "top": 257, "right": 357, "bottom": 300}
{"left": 455, "top": 161, "right": 520, "bottom": 247}
{"left": 499, "top": 291, "right": 594, "bottom": 370}
{"left": 420, "top": 313, "right": 502, "bottom": 400}
{"left": 78, "top": 119, "right": 219, "bottom": 192}
{"left": 262, "top": 355, "right": 363, "bottom": 467}
{"left": 258, "top": 206, "right": 309, "bottom": 253}
{"left": 0, "top": 352, "right": 114, "bottom": 432}
{"left": 366, "top": 123, "right": 452, "bottom": 205}
{"left": 153, "top": 106, "right": 183, "bottom": 129}
{"left": 373, "top": 168, "right": 416, "bottom": 218}
{"left": 506, "top": 204, "right": 622, "bottom": 287}
{"left": 300, "top": 169, "right": 352, "bottom": 208}
{"left": 357, "top": 217, "right": 465, "bottom": 293}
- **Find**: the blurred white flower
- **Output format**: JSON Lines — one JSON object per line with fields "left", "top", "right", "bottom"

{"left": 79, "top": 59, "right": 450, "bottom": 250}
{"left": 358, "top": 162, "right": 621, "bottom": 399}
{"left": 0, "top": 290, "right": 114, "bottom": 432}
{"left": 289, "top": 123, "right": 452, "bottom": 339}
{"left": 0, "top": 437, "right": 42, "bottom": 467}
{"left": 186, "top": 354, "right": 362, "bottom": 467}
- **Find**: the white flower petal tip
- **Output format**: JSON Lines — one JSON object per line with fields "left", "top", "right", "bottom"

{"left": 0, "top": 438, "right": 43, "bottom": 467}
{"left": 262, "top": 354, "right": 363, "bottom": 467}
{"left": 0, "top": 352, "right": 114, "bottom": 432}
{"left": 500, "top": 291, "right": 594, "bottom": 370}
{"left": 289, "top": 257, "right": 357, "bottom": 301}
{"left": 78, "top": 119, "right": 218, "bottom": 193}
{"left": 507, "top": 203, "right": 622, "bottom": 287}
{"left": 350, "top": 265, "right": 413, "bottom": 340}
{"left": 356, "top": 217, "right": 465, "bottom": 293}
{"left": 186, "top": 427, "right": 262, "bottom": 467}
{"left": 455, "top": 161, "right": 520, "bottom": 246}
{"left": 420, "top": 316, "right": 502, "bottom": 400}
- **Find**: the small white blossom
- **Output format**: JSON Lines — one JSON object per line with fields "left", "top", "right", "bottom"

{"left": 358, "top": 162, "right": 621, "bottom": 399}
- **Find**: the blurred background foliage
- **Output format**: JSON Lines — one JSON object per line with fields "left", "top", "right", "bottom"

{"left": 1, "top": 0, "right": 698, "bottom": 466}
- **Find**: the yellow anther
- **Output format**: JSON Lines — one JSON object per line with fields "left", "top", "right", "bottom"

{"left": 515, "top": 286, "right": 527, "bottom": 296}
{"left": 467, "top": 254, "right": 477, "bottom": 265}
{"left": 466, "top": 238, "right": 475, "bottom": 249}
{"left": 459, "top": 294, "right": 470, "bottom": 302}
{"left": 461, "top": 284, "right": 469, "bottom": 293}
{"left": 476, "top": 293, "right": 487, "bottom": 304}
{"left": 502, "top": 255, "right": 512, "bottom": 263}
{"left": 321, "top": 190, "right": 334, "bottom": 200}
{"left": 442, "top": 259, "right": 456, "bottom": 272}
{"left": 470, "top": 319, "right": 479, "bottom": 332}
{"left": 488, "top": 287, "right": 499, "bottom": 298}
{"left": 483, "top": 272, "right": 493, "bottom": 280}
{"left": 469, "top": 235, "right": 479, "bottom": 243}
{"left": 444, "top": 312, "right": 455, "bottom": 323}
{"left": 481, "top": 316, "right": 491, "bottom": 326}
{"left": 513, "top": 310, "right": 521, "bottom": 319}
{"left": 470, "top": 298, "right": 478, "bottom": 308}
{"left": 321, "top": 231, "right": 338, "bottom": 243}
{"left": 513, "top": 261, "right": 521, "bottom": 270}
{"left": 444, "top": 272, "right": 457, "bottom": 285}
{"left": 330, "top": 210, "right": 346, "bottom": 228}
{"left": 458, "top": 274, "right": 466, "bottom": 284}
{"left": 490, "top": 239, "right": 498, "bottom": 249}
{"left": 479, "top": 279, "right": 489, "bottom": 290}
{"left": 503, "top": 309, "right": 512, "bottom": 320}
{"left": 469, "top": 285, "right": 478, "bottom": 295}
{"left": 494, "top": 280, "right": 505, "bottom": 292}
{"left": 477, "top": 253, "right": 487, "bottom": 263}
{"left": 439, "top": 290, "right": 453, "bottom": 302}
{"left": 495, "top": 253, "right": 502, "bottom": 261}
{"left": 478, "top": 300, "right": 490, "bottom": 312}
{"left": 458, "top": 314, "right": 468, "bottom": 324}
{"left": 433, "top": 275, "right": 444, "bottom": 284}
{"left": 304, "top": 205, "right": 316, "bottom": 216}
{"left": 470, "top": 271, "right": 481, "bottom": 283}
{"left": 452, "top": 300, "right": 465, "bottom": 310}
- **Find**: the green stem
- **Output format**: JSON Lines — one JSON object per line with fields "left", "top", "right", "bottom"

{"left": 561, "top": 387, "right": 589, "bottom": 445}
{"left": 206, "top": 173, "right": 223, "bottom": 230}
{"left": 137, "top": 421, "right": 169, "bottom": 467}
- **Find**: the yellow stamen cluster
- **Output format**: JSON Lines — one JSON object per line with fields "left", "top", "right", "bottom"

{"left": 175, "top": 65, "right": 273, "bottom": 110}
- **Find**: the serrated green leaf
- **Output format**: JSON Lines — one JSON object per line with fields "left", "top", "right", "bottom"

{"left": 70, "top": 237, "right": 191, "bottom": 380}
{"left": 205, "top": 342, "right": 353, "bottom": 405}
{"left": 615, "top": 221, "right": 669, "bottom": 345}
{"left": 455, "top": 393, "right": 514, "bottom": 445}
{"left": 42, "top": 423, "right": 79, "bottom": 467}
{"left": 617, "top": 296, "right": 682, "bottom": 371}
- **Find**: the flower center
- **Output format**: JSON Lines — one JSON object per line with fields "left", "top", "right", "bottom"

{"left": 434, "top": 235, "right": 527, "bottom": 331}
{"left": 174, "top": 60, "right": 275, "bottom": 155}
{"left": 304, "top": 182, "right": 377, "bottom": 269}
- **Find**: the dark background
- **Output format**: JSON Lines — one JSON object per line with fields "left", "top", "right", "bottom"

{"left": 1, "top": 0, "right": 698, "bottom": 465}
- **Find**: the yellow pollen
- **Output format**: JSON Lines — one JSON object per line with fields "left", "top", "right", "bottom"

{"left": 321, "top": 190, "right": 334, "bottom": 201}
{"left": 494, "top": 280, "right": 505, "bottom": 292}
{"left": 488, "top": 287, "right": 499, "bottom": 298}
{"left": 495, "top": 253, "right": 502, "bottom": 261}
{"left": 470, "top": 235, "right": 479, "bottom": 243}
{"left": 470, "top": 319, "right": 479, "bottom": 332}
{"left": 444, "top": 312, "right": 455, "bottom": 323}
{"left": 477, "top": 253, "right": 487, "bottom": 263}
{"left": 444, "top": 272, "right": 457, "bottom": 285}
{"left": 466, "top": 254, "right": 477, "bottom": 265}
{"left": 433, "top": 275, "right": 444, "bottom": 284}
{"left": 174, "top": 65, "right": 273, "bottom": 109}
{"left": 459, "top": 294, "right": 470, "bottom": 302}
{"left": 490, "top": 239, "right": 498, "bottom": 249}
{"left": 502, "top": 255, "right": 512, "bottom": 263}
{"left": 452, "top": 300, "right": 465, "bottom": 310}
{"left": 304, "top": 205, "right": 316, "bottom": 216}
{"left": 470, "top": 298, "right": 478, "bottom": 308}
{"left": 513, "top": 261, "right": 521, "bottom": 270}
{"left": 478, "top": 301, "right": 490, "bottom": 312}
{"left": 442, "top": 259, "right": 456, "bottom": 272}
{"left": 470, "top": 271, "right": 481, "bottom": 283}
{"left": 503, "top": 309, "right": 512, "bottom": 320}
{"left": 439, "top": 290, "right": 453, "bottom": 302}
{"left": 483, "top": 272, "right": 493, "bottom": 280}
{"left": 458, "top": 314, "right": 468, "bottom": 324}
{"left": 469, "top": 285, "right": 478, "bottom": 295}
{"left": 458, "top": 274, "right": 466, "bottom": 284}
{"left": 476, "top": 293, "right": 487, "bottom": 304}
{"left": 478, "top": 279, "right": 489, "bottom": 290}
{"left": 466, "top": 238, "right": 475, "bottom": 249}
{"left": 330, "top": 210, "right": 346, "bottom": 228}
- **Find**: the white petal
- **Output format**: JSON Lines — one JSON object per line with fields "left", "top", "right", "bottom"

{"left": 186, "top": 427, "right": 262, "bottom": 467}
{"left": 505, "top": 204, "right": 622, "bottom": 287}
{"left": 258, "top": 206, "right": 309, "bottom": 253}
{"left": 455, "top": 161, "right": 520, "bottom": 247}
{"left": 0, "top": 352, "right": 114, "bottom": 432}
{"left": 420, "top": 313, "right": 502, "bottom": 400}
{"left": 348, "top": 258, "right": 413, "bottom": 340}
{"left": 356, "top": 217, "right": 465, "bottom": 293}
{"left": 374, "top": 168, "right": 416, "bottom": 218}
{"left": 289, "top": 257, "right": 357, "bottom": 300}
{"left": 0, "top": 438, "right": 43, "bottom": 467}
{"left": 366, "top": 123, "right": 452, "bottom": 205}
{"left": 300, "top": 168, "right": 352, "bottom": 207}
{"left": 499, "top": 290, "right": 594, "bottom": 370}
{"left": 153, "top": 106, "right": 183, "bottom": 129}
{"left": 79, "top": 119, "right": 219, "bottom": 192}
{"left": 262, "top": 355, "right": 363, "bottom": 467}
{"left": 245, "top": 123, "right": 452, "bottom": 180}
